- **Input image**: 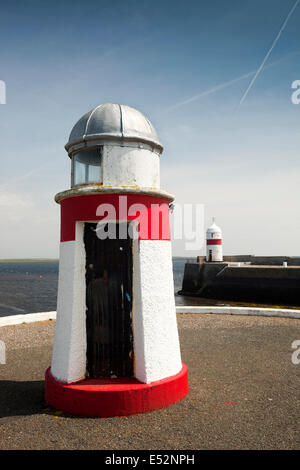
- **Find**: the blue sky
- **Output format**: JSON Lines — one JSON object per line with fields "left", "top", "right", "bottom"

{"left": 0, "top": 0, "right": 299, "bottom": 257}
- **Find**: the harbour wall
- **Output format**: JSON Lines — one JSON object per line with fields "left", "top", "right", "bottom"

{"left": 196, "top": 255, "right": 300, "bottom": 266}
{"left": 180, "top": 262, "right": 300, "bottom": 306}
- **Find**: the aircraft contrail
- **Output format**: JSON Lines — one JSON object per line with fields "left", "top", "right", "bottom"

{"left": 164, "top": 49, "right": 300, "bottom": 112}
{"left": 165, "top": 71, "right": 255, "bottom": 112}
{"left": 238, "top": 0, "right": 300, "bottom": 108}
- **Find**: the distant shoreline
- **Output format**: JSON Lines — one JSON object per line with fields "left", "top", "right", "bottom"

{"left": 0, "top": 259, "right": 59, "bottom": 263}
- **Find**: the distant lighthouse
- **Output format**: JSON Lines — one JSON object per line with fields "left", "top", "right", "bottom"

{"left": 206, "top": 217, "right": 223, "bottom": 262}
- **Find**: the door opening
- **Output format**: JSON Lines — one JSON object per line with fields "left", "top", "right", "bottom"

{"left": 84, "top": 222, "right": 134, "bottom": 378}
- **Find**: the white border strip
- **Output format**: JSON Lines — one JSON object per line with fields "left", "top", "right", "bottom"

{"left": 0, "top": 306, "right": 300, "bottom": 328}
{"left": 0, "top": 311, "right": 56, "bottom": 327}
{"left": 176, "top": 306, "right": 300, "bottom": 320}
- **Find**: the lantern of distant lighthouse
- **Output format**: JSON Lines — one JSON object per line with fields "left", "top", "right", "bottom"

{"left": 45, "top": 103, "right": 188, "bottom": 417}
{"left": 206, "top": 217, "right": 223, "bottom": 262}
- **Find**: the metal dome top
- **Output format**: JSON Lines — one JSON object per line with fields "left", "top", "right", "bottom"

{"left": 206, "top": 217, "right": 222, "bottom": 236}
{"left": 65, "top": 103, "right": 163, "bottom": 156}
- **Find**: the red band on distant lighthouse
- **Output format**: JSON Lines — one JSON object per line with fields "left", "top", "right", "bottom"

{"left": 59, "top": 193, "right": 171, "bottom": 242}
{"left": 206, "top": 239, "right": 222, "bottom": 245}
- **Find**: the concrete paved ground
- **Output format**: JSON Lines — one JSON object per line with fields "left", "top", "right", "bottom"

{"left": 0, "top": 314, "right": 299, "bottom": 450}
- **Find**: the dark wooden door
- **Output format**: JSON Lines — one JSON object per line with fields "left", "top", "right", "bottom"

{"left": 84, "top": 222, "right": 134, "bottom": 378}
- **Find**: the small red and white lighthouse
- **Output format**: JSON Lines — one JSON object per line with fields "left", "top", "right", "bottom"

{"left": 45, "top": 103, "right": 188, "bottom": 417}
{"left": 206, "top": 217, "right": 223, "bottom": 262}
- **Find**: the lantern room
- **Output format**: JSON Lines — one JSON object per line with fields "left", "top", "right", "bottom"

{"left": 45, "top": 103, "right": 188, "bottom": 417}
{"left": 66, "top": 103, "right": 162, "bottom": 189}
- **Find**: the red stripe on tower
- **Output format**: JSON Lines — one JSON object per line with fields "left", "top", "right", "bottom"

{"left": 207, "top": 239, "right": 222, "bottom": 245}
{"left": 59, "top": 194, "right": 171, "bottom": 242}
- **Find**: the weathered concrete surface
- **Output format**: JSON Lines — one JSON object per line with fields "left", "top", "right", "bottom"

{"left": 181, "top": 262, "right": 202, "bottom": 293}
{"left": 0, "top": 315, "right": 299, "bottom": 450}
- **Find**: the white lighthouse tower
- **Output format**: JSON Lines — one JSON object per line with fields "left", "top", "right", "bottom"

{"left": 206, "top": 217, "right": 223, "bottom": 262}
{"left": 45, "top": 103, "right": 188, "bottom": 417}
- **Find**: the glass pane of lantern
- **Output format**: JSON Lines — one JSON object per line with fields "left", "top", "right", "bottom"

{"left": 73, "top": 159, "right": 86, "bottom": 185}
{"left": 73, "top": 148, "right": 102, "bottom": 186}
{"left": 87, "top": 164, "right": 101, "bottom": 183}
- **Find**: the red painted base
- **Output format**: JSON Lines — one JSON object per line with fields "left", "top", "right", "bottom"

{"left": 45, "top": 363, "right": 188, "bottom": 417}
